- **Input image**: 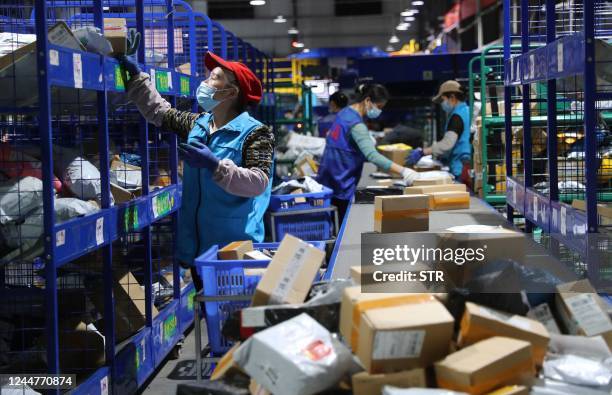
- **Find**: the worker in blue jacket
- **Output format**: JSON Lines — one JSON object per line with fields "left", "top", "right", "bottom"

{"left": 406, "top": 80, "right": 472, "bottom": 188}
{"left": 317, "top": 83, "right": 418, "bottom": 224}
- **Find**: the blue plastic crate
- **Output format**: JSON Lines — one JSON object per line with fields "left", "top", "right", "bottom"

{"left": 268, "top": 211, "right": 334, "bottom": 242}
{"left": 268, "top": 186, "right": 333, "bottom": 212}
{"left": 194, "top": 241, "right": 325, "bottom": 355}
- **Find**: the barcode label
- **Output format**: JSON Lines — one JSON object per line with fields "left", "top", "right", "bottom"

{"left": 552, "top": 208, "right": 558, "bottom": 228}
{"left": 241, "top": 308, "right": 266, "bottom": 328}
{"left": 269, "top": 245, "right": 308, "bottom": 304}
{"left": 100, "top": 376, "right": 108, "bottom": 395}
{"left": 49, "top": 49, "right": 59, "bottom": 66}
{"left": 372, "top": 330, "right": 425, "bottom": 360}
{"left": 565, "top": 294, "right": 612, "bottom": 336}
{"left": 533, "top": 195, "right": 538, "bottom": 221}
{"left": 530, "top": 54, "right": 535, "bottom": 79}
{"left": 557, "top": 43, "right": 564, "bottom": 72}
{"left": 56, "top": 229, "right": 65, "bottom": 247}
{"left": 73, "top": 53, "right": 82, "bottom": 89}
{"left": 150, "top": 68, "right": 156, "bottom": 86}
{"left": 561, "top": 206, "right": 567, "bottom": 236}
{"left": 513, "top": 186, "right": 517, "bottom": 204}
{"left": 95, "top": 217, "right": 104, "bottom": 245}
{"left": 527, "top": 304, "right": 561, "bottom": 334}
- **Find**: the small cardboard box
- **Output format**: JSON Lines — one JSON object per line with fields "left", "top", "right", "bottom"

{"left": 54, "top": 319, "right": 105, "bottom": 374}
{"left": 218, "top": 240, "right": 254, "bottom": 260}
{"left": 351, "top": 369, "right": 426, "bottom": 395}
{"left": 210, "top": 342, "right": 245, "bottom": 381}
{"left": 251, "top": 235, "right": 325, "bottom": 306}
{"left": 177, "top": 62, "right": 191, "bottom": 75}
{"left": 412, "top": 174, "right": 454, "bottom": 186}
{"left": 435, "top": 337, "right": 535, "bottom": 395}
{"left": 555, "top": 280, "right": 612, "bottom": 349}
{"left": 404, "top": 184, "right": 466, "bottom": 195}
{"left": 244, "top": 250, "right": 271, "bottom": 261}
{"left": 425, "top": 191, "right": 470, "bottom": 211}
{"left": 104, "top": 18, "right": 128, "bottom": 55}
{"left": 340, "top": 286, "right": 437, "bottom": 351}
{"left": 357, "top": 300, "right": 454, "bottom": 373}
{"left": 486, "top": 386, "right": 529, "bottom": 395}
{"left": 459, "top": 302, "right": 550, "bottom": 365}
{"left": 374, "top": 195, "right": 429, "bottom": 233}
{"left": 376, "top": 143, "right": 412, "bottom": 166}
{"left": 289, "top": 188, "right": 307, "bottom": 204}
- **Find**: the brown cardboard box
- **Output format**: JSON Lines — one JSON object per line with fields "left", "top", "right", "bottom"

{"left": 435, "top": 337, "right": 535, "bottom": 395}
{"left": 351, "top": 369, "right": 426, "bottom": 395}
{"left": 412, "top": 174, "right": 454, "bottom": 186}
{"left": 404, "top": 184, "right": 466, "bottom": 195}
{"left": 210, "top": 342, "right": 245, "bottom": 381}
{"left": 486, "top": 386, "right": 529, "bottom": 395}
{"left": 376, "top": 143, "right": 412, "bottom": 166}
{"left": 244, "top": 268, "right": 267, "bottom": 277}
{"left": 555, "top": 280, "right": 612, "bottom": 349}
{"left": 340, "top": 286, "right": 436, "bottom": 351}
{"left": 374, "top": 195, "right": 429, "bottom": 233}
{"left": 218, "top": 240, "right": 254, "bottom": 260}
{"left": 177, "top": 62, "right": 191, "bottom": 75}
{"left": 244, "top": 250, "right": 271, "bottom": 261}
{"left": 251, "top": 235, "right": 325, "bottom": 306}
{"left": 426, "top": 191, "right": 470, "bottom": 211}
{"left": 459, "top": 302, "right": 550, "bottom": 365}
{"left": 249, "top": 379, "right": 271, "bottom": 395}
{"left": 110, "top": 182, "right": 140, "bottom": 204}
{"left": 377, "top": 179, "right": 394, "bottom": 187}
{"left": 53, "top": 319, "right": 105, "bottom": 374}
{"left": 104, "top": 18, "right": 128, "bottom": 55}
{"left": 295, "top": 155, "right": 318, "bottom": 177}
{"left": 289, "top": 188, "right": 307, "bottom": 204}
{"left": 357, "top": 300, "right": 454, "bottom": 373}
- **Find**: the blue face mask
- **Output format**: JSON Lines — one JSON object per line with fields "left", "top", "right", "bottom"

{"left": 441, "top": 100, "right": 454, "bottom": 113}
{"left": 196, "top": 81, "right": 233, "bottom": 112}
{"left": 366, "top": 102, "right": 382, "bottom": 119}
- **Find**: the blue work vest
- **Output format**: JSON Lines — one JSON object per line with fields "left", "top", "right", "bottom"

{"left": 316, "top": 107, "right": 366, "bottom": 200}
{"left": 176, "top": 112, "right": 273, "bottom": 265}
{"left": 445, "top": 102, "right": 472, "bottom": 177}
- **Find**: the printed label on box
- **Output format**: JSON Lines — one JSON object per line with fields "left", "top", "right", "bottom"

{"left": 372, "top": 330, "right": 425, "bottom": 359}
{"left": 561, "top": 206, "right": 567, "bottom": 236}
{"left": 528, "top": 303, "right": 561, "bottom": 334}
{"left": 95, "top": 217, "right": 104, "bottom": 245}
{"left": 100, "top": 376, "right": 108, "bottom": 395}
{"left": 269, "top": 244, "right": 309, "bottom": 304}
{"left": 49, "top": 49, "right": 59, "bottom": 66}
{"left": 565, "top": 293, "right": 612, "bottom": 336}
{"left": 73, "top": 52, "right": 83, "bottom": 89}
{"left": 56, "top": 229, "right": 65, "bottom": 247}
{"left": 557, "top": 43, "right": 564, "bottom": 72}
{"left": 242, "top": 308, "right": 266, "bottom": 328}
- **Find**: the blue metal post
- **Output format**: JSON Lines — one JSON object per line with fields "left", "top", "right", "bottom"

{"left": 233, "top": 33, "right": 239, "bottom": 60}
{"left": 546, "top": 0, "right": 558, "bottom": 203}
{"left": 521, "top": 0, "right": 533, "bottom": 232}
{"left": 34, "top": 0, "right": 59, "bottom": 387}
{"left": 215, "top": 22, "right": 227, "bottom": 59}
{"left": 504, "top": 0, "right": 515, "bottom": 223}
{"left": 584, "top": 0, "right": 598, "bottom": 233}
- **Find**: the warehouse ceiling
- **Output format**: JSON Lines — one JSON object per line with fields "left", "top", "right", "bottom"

{"left": 189, "top": 0, "right": 456, "bottom": 56}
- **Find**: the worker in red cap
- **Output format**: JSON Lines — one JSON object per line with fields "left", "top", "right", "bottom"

{"left": 118, "top": 39, "right": 274, "bottom": 291}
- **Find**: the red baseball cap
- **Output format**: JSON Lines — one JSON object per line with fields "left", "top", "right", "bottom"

{"left": 205, "top": 52, "right": 263, "bottom": 105}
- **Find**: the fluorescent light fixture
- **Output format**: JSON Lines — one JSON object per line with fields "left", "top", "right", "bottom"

{"left": 386, "top": 45, "right": 395, "bottom": 52}
{"left": 288, "top": 27, "right": 299, "bottom": 34}
{"left": 274, "top": 15, "right": 287, "bottom": 23}
{"left": 389, "top": 35, "right": 400, "bottom": 43}
{"left": 404, "top": 16, "right": 415, "bottom": 21}
{"left": 396, "top": 23, "right": 409, "bottom": 30}
{"left": 409, "top": 9, "right": 419, "bottom": 14}
{"left": 250, "top": 0, "right": 266, "bottom": 5}
{"left": 400, "top": 10, "right": 412, "bottom": 16}
{"left": 412, "top": 0, "right": 425, "bottom": 5}
{"left": 292, "top": 41, "right": 305, "bottom": 48}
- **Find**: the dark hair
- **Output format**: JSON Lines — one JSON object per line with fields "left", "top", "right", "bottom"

{"left": 329, "top": 91, "right": 348, "bottom": 108}
{"left": 354, "top": 83, "right": 389, "bottom": 104}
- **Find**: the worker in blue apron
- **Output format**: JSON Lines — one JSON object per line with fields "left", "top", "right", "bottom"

{"left": 406, "top": 80, "right": 472, "bottom": 188}
{"left": 317, "top": 83, "right": 418, "bottom": 224}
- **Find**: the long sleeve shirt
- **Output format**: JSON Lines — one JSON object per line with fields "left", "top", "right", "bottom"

{"left": 350, "top": 123, "right": 394, "bottom": 171}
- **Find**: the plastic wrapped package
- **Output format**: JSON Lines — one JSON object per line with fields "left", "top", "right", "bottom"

{"left": 233, "top": 313, "right": 353, "bottom": 395}
{"left": 0, "top": 177, "right": 43, "bottom": 225}
{"left": 63, "top": 156, "right": 103, "bottom": 202}
{"left": 415, "top": 155, "right": 444, "bottom": 169}
{"left": 531, "top": 378, "right": 611, "bottom": 395}
{"left": 272, "top": 176, "right": 324, "bottom": 194}
{"left": 286, "top": 131, "right": 326, "bottom": 158}
{"left": 383, "top": 388, "right": 468, "bottom": 395}
{"left": 72, "top": 26, "right": 113, "bottom": 56}
{"left": 0, "top": 145, "right": 62, "bottom": 192}
{"left": 542, "top": 354, "right": 612, "bottom": 387}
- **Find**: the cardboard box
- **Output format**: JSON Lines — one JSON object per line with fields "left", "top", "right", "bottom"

{"left": 404, "top": 184, "right": 466, "bottom": 195}
{"left": 412, "top": 174, "right": 454, "bottom": 186}
{"left": 435, "top": 337, "right": 535, "bottom": 395}
{"left": 377, "top": 179, "right": 394, "bottom": 187}
{"left": 251, "top": 235, "right": 325, "bottom": 306}
{"left": 555, "top": 280, "right": 612, "bottom": 349}
{"left": 289, "top": 188, "right": 307, "bottom": 204}
{"left": 210, "top": 342, "right": 245, "bottom": 381}
{"left": 459, "top": 302, "right": 550, "bottom": 365}
{"left": 357, "top": 300, "right": 454, "bottom": 373}
{"left": 486, "top": 386, "right": 529, "bottom": 395}
{"left": 110, "top": 182, "right": 139, "bottom": 204}
{"left": 377, "top": 143, "right": 412, "bottom": 166}
{"left": 295, "top": 155, "right": 318, "bottom": 177}
{"left": 177, "top": 62, "right": 191, "bottom": 75}
{"left": 350, "top": 266, "right": 361, "bottom": 284}
{"left": 53, "top": 319, "right": 105, "bottom": 374}
{"left": 104, "top": 18, "right": 128, "bottom": 55}
{"left": 218, "top": 240, "right": 254, "bottom": 260}
{"left": 374, "top": 195, "right": 429, "bottom": 233}
{"left": 351, "top": 369, "right": 426, "bottom": 395}
{"left": 244, "top": 250, "right": 271, "bottom": 261}
{"left": 249, "top": 380, "right": 271, "bottom": 395}
{"left": 340, "top": 287, "right": 437, "bottom": 351}
{"left": 425, "top": 191, "right": 470, "bottom": 211}
{"left": 244, "top": 268, "right": 267, "bottom": 277}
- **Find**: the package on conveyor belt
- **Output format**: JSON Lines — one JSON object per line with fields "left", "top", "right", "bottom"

{"left": 527, "top": 303, "right": 562, "bottom": 335}
{"left": 383, "top": 387, "right": 468, "bottom": 395}
{"left": 411, "top": 170, "right": 454, "bottom": 186}
{"left": 414, "top": 155, "right": 444, "bottom": 170}
{"left": 233, "top": 313, "right": 353, "bottom": 395}
{"left": 251, "top": 234, "right": 325, "bottom": 306}
{"left": 357, "top": 300, "right": 454, "bottom": 373}
{"left": 376, "top": 143, "right": 412, "bottom": 166}
{"left": 404, "top": 184, "right": 466, "bottom": 195}
{"left": 555, "top": 280, "right": 612, "bottom": 349}
{"left": 435, "top": 337, "right": 535, "bottom": 395}
{"left": 0, "top": 177, "right": 43, "bottom": 225}
{"left": 542, "top": 354, "right": 612, "bottom": 388}
{"left": 423, "top": 191, "right": 470, "bottom": 211}
{"left": 484, "top": 386, "right": 528, "bottom": 395}
{"left": 374, "top": 194, "right": 429, "bottom": 233}
{"left": 459, "top": 302, "right": 550, "bottom": 365}
{"left": 530, "top": 378, "right": 611, "bottom": 395}
{"left": 351, "top": 369, "right": 426, "bottom": 395}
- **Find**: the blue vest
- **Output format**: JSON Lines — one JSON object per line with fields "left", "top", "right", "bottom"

{"left": 176, "top": 112, "right": 273, "bottom": 265}
{"left": 316, "top": 107, "right": 365, "bottom": 200}
{"left": 445, "top": 102, "right": 471, "bottom": 177}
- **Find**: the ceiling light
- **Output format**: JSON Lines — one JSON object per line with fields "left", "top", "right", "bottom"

{"left": 396, "top": 23, "right": 409, "bottom": 31}
{"left": 409, "top": 9, "right": 419, "bottom": 14}
{"left": 404, "top": 16, "right": 415, "bottom": 21}
{"left": 288, "top": 27, "right": 299, "bottom": 34}
{"left": 303, "top": 48, "right": 310, "bottom": 53}
{"left": 389, "top": 35, "right": 400, "bottom": 43}
{"left": 386, "top": 45, "right": 395, "bottom": 52}
{"left": 400, "top": 10, "right": 412, "bottom": 16}
{"left": 274, "top": 15, "right": 287, "bottom": 23}
{"left": 412, "top": 0, "right": 424, "bottom": 5}
{"left": 249, "top": 0, "right": 265, "bottom": 5}
{"left": 292, "top": 41, "right": 304, "bottom": 48}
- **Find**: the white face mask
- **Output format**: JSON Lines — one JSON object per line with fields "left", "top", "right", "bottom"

{"left": 196, "top": 80, "right": 235, "bottom": 112}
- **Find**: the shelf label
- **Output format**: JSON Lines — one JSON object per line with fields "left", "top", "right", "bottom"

{"left": 56, "top": 229, "right": 65, "bottom": 247}
{"left": 100, "top": 376, "right": 108, "bottom": 395}
{"left": 187, "top": 288, "right": 196, "bottom": 312}
{"left": 49, "top": 49, "right": 59, "bottom": 66}
{"left": 512, "top": 185, "right": 517, "bottom": 204}
{"left": 115, "top": 64, "right": 126, "bottom": 91}
{"left": 557, "top": 43, "right": 564, "bottom": 72}
{"left": 135, "top": 338, "right": 146, "bottom": 371}
{"left": 152, "top": 191, "right": 174, "bottom": 219}
{"left": 529, "top": 54, "right": 535, "bottom": 79}
{"left": 533, "top": 195, "right": 538, "bottom": 221}
{"left": 95, "top": 217, "right": 104, "bottom": 245}
{"left": 155, "top": 70, "right": 170, "bottom": 93}
{"left": 560, "top": 206, "right": 567, "bottom": 236}
{"left": 180, "top": 76, "right": 190, "bottom": 96}
{"left": 162, "top": 314, "right": 178, "bottom": 344}
{"left": 167, "top": 72, "right": 173, "bottom": 89}
{"left": 73, "top": 52, "right": 83, "bottom": 89}
{"left": 124, "top": 205, "right": 139, "bottom": 232}
{"left": 552, "top": 207, "right": 558, "bottom": 229}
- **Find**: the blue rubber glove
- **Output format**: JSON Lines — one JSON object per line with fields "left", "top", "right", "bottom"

{"left": 405, "top": 148, "right": 424, "bottom": 167}
{"left": 178, "top": 141, "right": 220, "bottom": 172}
{"left": 115, "top": 30, "right": 141, "bottom": 77}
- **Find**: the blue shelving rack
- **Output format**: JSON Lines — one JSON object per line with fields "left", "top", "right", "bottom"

{"left": 0, "top": 1, "right": 273, "bottom": 394}
{"left": 503, "top": 0, "right": 612, "bottom": 286}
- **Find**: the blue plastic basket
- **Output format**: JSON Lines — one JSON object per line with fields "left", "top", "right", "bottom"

{"left": 268, "top": 186, "right": 333, "bottom": 212}
{"left": 194, "top": 241, "right": 325, "bottom": 355}
{"left": 268, "top": 211, "right": 333, "bottom": 241}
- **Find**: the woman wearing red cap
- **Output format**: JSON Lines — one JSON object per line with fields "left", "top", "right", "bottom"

{"left": 118, "top": 44, "right": 274, "bottom": 290}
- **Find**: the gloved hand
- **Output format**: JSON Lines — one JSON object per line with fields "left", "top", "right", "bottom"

{"left": 401, "top": 167, "right": 419, "bottom": 186}
{"left": 115, "top": 30, "right": 141, "bottom": 77}
{"left": 405, "top": 147, "right": 424, "bottom": 167}
{"left": 178, "top": 141, "right": 220, "bottom": 172}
